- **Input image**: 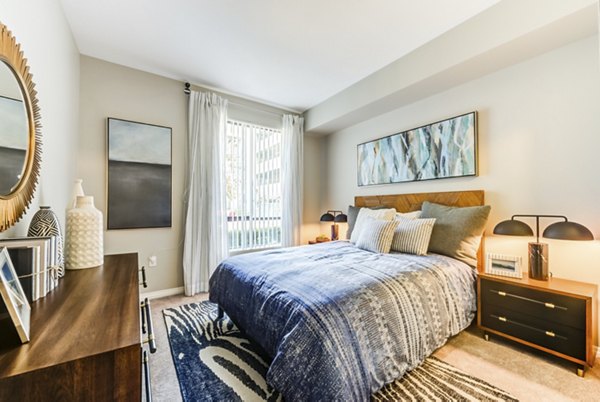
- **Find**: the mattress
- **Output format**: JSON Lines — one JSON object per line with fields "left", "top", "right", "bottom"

{"left": 209, "top": 241, "right": 476, "bottom": 401}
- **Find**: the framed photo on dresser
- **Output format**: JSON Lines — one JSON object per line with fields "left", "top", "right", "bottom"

{"left": 0, "top": 247, "right": 30, "bottom": 343}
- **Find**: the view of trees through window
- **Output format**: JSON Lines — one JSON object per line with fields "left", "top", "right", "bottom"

{"left": 225, "top": 120, "right": 282, "bottom": 250}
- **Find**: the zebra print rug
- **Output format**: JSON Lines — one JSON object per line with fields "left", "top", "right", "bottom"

{"left": 163, "top": 301, "right": 517, "bottom": 402}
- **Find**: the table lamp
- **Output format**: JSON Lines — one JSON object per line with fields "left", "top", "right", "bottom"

{"left": 320, "top": 210, "right": 348, "bottom": 241}
{"left": 493, "top": 214, "right": 593, "bottom": 280}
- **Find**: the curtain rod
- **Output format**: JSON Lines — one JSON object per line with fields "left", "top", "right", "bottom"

{"left": 183, "top": 82, "right": 294, "bottom": 118}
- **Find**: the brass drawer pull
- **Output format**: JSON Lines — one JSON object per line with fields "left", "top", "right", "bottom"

{"left": 490, "top": 314, "right": 568, "bottom": 340}
{"left": 490, "top": 289, "right": 567, "bottom": 311}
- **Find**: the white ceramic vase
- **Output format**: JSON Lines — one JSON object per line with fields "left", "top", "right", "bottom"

{"left": 65, "top": 196, "right": 103, "bottom": 269}
{"left": 69, "top": 179, "right": 85, "bottom": 209}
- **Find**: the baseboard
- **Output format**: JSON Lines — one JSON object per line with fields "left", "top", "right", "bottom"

{"left": 141, "top": 286, "right": 184, "bottom": 300}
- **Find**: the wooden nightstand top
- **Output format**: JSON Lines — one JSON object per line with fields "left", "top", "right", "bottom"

{"left": 308, "top": 240, "right": 331, "bottom": 244}
{"left": 478, "top": 273, "right": 597, "bottom": 299}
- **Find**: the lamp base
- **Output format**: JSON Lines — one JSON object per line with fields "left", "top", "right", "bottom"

{"left": 528, "top": 242, "right": 549, "bottom": 280}
{"left": 331, "top": 224, "right": 339, "bottom": 241}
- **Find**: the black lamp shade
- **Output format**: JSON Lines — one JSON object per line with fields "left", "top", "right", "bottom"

{"left": 542, "top": 221, "right": 594, "bottom": 241}
{"left": 320, "top": 213, "right": 334, "bottom": 222}
{"left": 334, "top": 213, "right": 347, "bottom": 223}
{"left": 493, "top": 214, "right": 594, "bottom": 282}
{"left": 493, "top": 219, "right": 533, "bottom": 236}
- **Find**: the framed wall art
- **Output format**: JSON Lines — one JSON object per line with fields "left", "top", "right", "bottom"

{"left": 0, "top": 247, "right": 30, "bottom": 343}
{"left": 485, "top": 253, "right": 522, "bottom": 279}
{"left": 357, "top": 111, "right": 477, "bottom": 186}
{"left": 107, "top": 118, "right": 172, "bottom": 229}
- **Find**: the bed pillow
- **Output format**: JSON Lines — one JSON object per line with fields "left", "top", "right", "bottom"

{"left": 349, "top": 207, "right": 396, "bottom": 243}
{"left": 355, "top": 218, "right": 399, "bottom": 253}
{"left": 346, "top": 205, "right": 386, "bottom": 239}
{"left": 394, "top": 210, "right": 421, "bottom": 220}
{"left": 390, "top": 218, "right": 436, "bottom": 255}
{"left": 420, "top": 201, "right": 491, "bottom": 267}
{"left": 346, "top": 205, "right": 362, "bottom": 239}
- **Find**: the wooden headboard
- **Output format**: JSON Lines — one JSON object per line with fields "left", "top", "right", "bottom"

{"left": 355, "top": 190, "right": 485, "bottom": 272}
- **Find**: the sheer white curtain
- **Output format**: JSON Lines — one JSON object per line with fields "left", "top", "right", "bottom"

{"left": 183, "top": 91, "right": 229, "bottom": 295}
{"left": 281, "top": 114, "right": 304, "bottom": 247}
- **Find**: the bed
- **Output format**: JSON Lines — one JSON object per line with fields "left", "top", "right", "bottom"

{"left": 209, "top": 190, "right": 487, "bottom": 401}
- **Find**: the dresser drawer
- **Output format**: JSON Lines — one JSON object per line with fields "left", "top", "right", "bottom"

{"left": 480, "top": 278, "right": 586, "bottom": 329}
{"left": 481, "top": 303, "right": 586, "bottom": 361}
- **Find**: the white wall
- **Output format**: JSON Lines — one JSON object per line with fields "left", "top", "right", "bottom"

{"left": 78, "top": 56, "right": 186, "bottom": 292}
{"left": 0, "top": 0, "right": 80, "bottom": 237}
{"left": 322, "top": 35, "right": 600, "bottom": 341}
{"left": 302, "top": 135, "right": 327, "bottom": 243}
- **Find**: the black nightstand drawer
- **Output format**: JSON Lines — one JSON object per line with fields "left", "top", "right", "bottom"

{"left": 480, "top": 278, "right": 586, "bottom": 329}
{"left": 481, "top": 303, "right": 586, "bottom": 361}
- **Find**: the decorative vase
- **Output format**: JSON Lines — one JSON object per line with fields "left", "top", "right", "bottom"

{"left": 65, "top": 196, "right": 103, "bottom": 269}
{"left": 69, "top": 179, "right": 85, "bottom": 209}
{"left": 28, "top": 206, "right": 65, "bottom": 277}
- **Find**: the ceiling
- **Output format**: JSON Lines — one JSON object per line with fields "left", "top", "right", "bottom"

{"left": 60, "top": 0, "right": 498, "bottom": 112}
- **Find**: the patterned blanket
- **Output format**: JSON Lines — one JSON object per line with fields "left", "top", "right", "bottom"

{"left": 209, "top": 241, "right": 476, "bottom": 401}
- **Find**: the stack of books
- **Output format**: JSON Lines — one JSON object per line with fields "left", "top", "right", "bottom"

{"left": 0, "top": 237, "right": 61, "bottom": 303}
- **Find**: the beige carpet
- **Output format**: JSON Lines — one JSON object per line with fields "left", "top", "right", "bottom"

{"left": 150, "top": 293, "right": 600, "bottom": 401}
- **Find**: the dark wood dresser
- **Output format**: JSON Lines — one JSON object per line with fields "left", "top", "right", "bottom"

{"left": 0, "top": 253, "right": 148, "bottom": 401}
{"left": 478, "top": 273, "right": 597, "bottom": 376}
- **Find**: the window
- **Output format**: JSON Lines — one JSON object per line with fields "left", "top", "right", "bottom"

{"left": 225, "top": 120, "right": 282, "bottom": 251}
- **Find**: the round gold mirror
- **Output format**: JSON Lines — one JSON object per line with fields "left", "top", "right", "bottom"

{"left": 0, "top": 23, "right": 42, "bottom": 232}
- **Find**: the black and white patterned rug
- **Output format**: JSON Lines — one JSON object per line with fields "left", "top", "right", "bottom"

{"left": 163, "top": 301, "right": 517, "bottom": 402}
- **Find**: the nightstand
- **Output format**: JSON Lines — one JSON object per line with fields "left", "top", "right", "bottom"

{"left": 308, "top": 240, "right": 330, "bottom": 245}
{"left": 477, "top": 273, "right": 597, "bottom": 376}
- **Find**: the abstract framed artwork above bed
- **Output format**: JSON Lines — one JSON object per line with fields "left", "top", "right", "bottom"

{"left": 357, "top": 111, "right": 477, "bottom": 186}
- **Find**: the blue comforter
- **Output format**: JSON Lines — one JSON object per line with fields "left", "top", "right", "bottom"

{"left": 209, "top": 241, "right": 476, "bottom": 401}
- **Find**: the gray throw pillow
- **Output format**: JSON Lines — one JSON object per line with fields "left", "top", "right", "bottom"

{"left": 346, "top": 206, "right": 361, "bottom": 239}
{"left": 420, "top": 201, "right": 491, "bottom": 267}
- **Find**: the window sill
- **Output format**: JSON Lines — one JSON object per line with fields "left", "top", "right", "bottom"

{"left": 228, "top": 245, "right": 281, "bottom": 256}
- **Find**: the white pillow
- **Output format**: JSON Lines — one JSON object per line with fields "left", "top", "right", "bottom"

{"left": 390, "top": 218, "right": 436, "bottom": 255}
{"left": 394, "top": 210, "right": 421, "bottom": 220}
{"left": 350, "top": 207, "right": 396, "bottom": 243}
{"left": 356, "top": 218, "right": 399, "bottom": 253}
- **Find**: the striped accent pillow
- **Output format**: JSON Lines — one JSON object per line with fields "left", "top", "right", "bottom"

{"left": 355, "top": 218, "right": 399, "bottom": 253}
{"left": 391, "top": 218, "right": 436, "bottom": 255}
